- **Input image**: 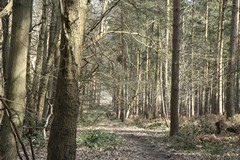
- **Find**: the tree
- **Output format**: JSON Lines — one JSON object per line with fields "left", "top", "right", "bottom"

{"left": 170, "top": 0, "right": 180, "bottom": 136}
{"left": 0, "top": 0, "right": 10, "bottom": 128}
{"left": 0, "top": 0, "right": 32, "bottom": 159}
{"left": 25, "top": 0, "right": 50, "bottom": 133}
{"left": 0, "top": 0, "right": 10, "bottom": 84}
{"left": 216, "top": 0, "right": 227, "bottom": 115}
{"left": 47, "top": 0, "right": 88, "bottom": 159}
{"left": 226, "top": 0, "right": 238, "bottom": 118}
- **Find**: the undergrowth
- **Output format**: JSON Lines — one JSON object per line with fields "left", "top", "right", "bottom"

{"left": 125, "top": 117, "right": 169, "bottom": 131}
{"left": 168, "top": 115, "right": 240, "bottom": 159}
{"left": 77, "top": 130, "right": 122, "bottom": 150}
{"left": 78, "top": 106, "right": 106, "bottom": 127}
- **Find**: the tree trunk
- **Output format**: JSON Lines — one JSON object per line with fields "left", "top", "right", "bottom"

{"left": 38, "top": 0, "right": 61, "bottom": 125}
{"left": 164, "top": 0, "right": 170, "bottom": 119}
{"left": 0, "top": 0, "right": 32, "bottom": 159}
{"left": 216, "top": 0, "right": 227, "bottom": 115}
{"left": 0, "top": 0, "right": 10, "bottom": 127}
{"left": 47, "top": 0, "right": 88, "bottom": 159}
{"left": 170, "top": 0, "right": 180, "bottom": 136}
{"left": 26, "top": 0, "right": 50, "bottom": 131}
{"left": 0, "top": 0, "right": 10, "bottom": 84}
{"left": 190, "top": 0, "right": 195, "bottom": 117}
{"left": 203, "top": 0, "right": 210, "bottom": 115}
{"left": 226, "top": 0, "right": 238, "bottom": 119}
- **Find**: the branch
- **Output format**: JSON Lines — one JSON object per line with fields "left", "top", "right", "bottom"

{"left": 0, "top": 96, "right": 30, "bottom": 160}
{"left": 106, "top": 30, "right": 156, "bottom": 49}
{"left": 86, "top": 0, "right": 121, "bottom": 35}
{"left": 0, "top": 0, "right": 13, "bottom": 18}
{"left": 43, "top": 94, "right": 54, "bottom": 139}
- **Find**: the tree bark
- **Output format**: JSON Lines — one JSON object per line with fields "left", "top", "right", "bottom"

{"left": 0, "top": 0, "right": 10, "bottom": 126}
{"left": 216, "top": 0, "right": 227, "bottom": 115}
{"left": 170, "top": 0, "right": 180, "bottom": 136}
{"left": 37, "top": 0, "right": 61, "bottom": 125}
{"left": 226, "top": 0, "right": 238, "bottom": 118}
{"left": 47, "top": 0, "right": 88, "bottom": 159}
{"left": 0, "top": 0, "right": 32, "bottom": 159}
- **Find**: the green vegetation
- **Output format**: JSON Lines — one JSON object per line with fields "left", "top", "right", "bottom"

{"left": 77, "top": 130, "right": 122, "bottom": 150}
{"left": 78, "top": 106, "right": 106, "bottom": 127}
{"left": 168, "top": 116, "right": 240, "bottom": 159}
{"left": 32, "top": 130, "right": 44, "bottom": 145}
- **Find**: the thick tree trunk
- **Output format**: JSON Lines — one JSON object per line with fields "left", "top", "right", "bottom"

{"left": 0, "top": 0, "right": 32, "bottom": 159}
{"left": 47, "top": 0, "right": 88, "bottom": 159}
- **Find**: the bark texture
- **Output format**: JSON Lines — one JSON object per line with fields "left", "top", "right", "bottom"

{"left": 170, "top": 0, "right": 180, "bottom": 136}
{"left": 226, "top": 0, "right": 238, "bottom": 118}
{"left": 47, "top": 0, "right": 88, "bottom": 159}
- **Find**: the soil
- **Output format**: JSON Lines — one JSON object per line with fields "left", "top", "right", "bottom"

{"left": 75, "top": 119, "right": 204, "bottom": 160}
{"left": 20, "top": 119, "right": 206, "bottom": 160}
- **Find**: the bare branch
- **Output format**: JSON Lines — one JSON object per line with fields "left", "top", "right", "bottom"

{"left": 86, "top": 0, "right": 121, "bottom": 35}
{"left": 0, "top": 0, "right": 13, "bottom": 18}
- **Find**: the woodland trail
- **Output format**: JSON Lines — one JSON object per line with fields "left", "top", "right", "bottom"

{"left": 76, "top": 119, "right": 204, "bottom": 160}
{"left": 20, "top": 118, "right": 206, "bottom": 160}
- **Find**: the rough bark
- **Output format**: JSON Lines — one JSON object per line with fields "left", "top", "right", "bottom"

{"left": 47, "top": 0, "right": 88, "bottom": 159}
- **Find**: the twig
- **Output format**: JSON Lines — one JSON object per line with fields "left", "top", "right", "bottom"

{"left": 43, "top": 101, "right": 53, "bottom": 139}
{"left": 86, "top": 0, "right": 121, "bottom": 35}
{"left": 28, "top": 135, "right": 35, "bottom": 160}
{"left": 0, "top": 96, "right": 30, "bottom": 160}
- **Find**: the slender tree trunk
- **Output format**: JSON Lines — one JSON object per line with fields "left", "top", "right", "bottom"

{"left": 170, "top": 0, "right": 180, "bottom": 136}
{"left": 203, "top": 0, "right": 209, "bottom": 115}
{"left": 0, "top": 0, "right": 10, "bottom": 126}
{"left": 145, "top": 18, "right": 150, "bottom": 119}
{"left": 0, "top": 0, "right": 10, "bottom": 85}
{"left": 165, "top": 0, "right": 170, "bottom": 119}
{"left": 119, "top": 3, "right": 127, "bottom": 122}
{"left": 226, "top": 0, "right": 238, "bottom": 118}
{"left": 34, "top": 0, "right": 50, "bottom": 124}
{"left": 216, "top": 0, "right": 227, "bottom": 115}
{"left": 0, "top": 0, "right": 32, "bottom": 159}
{"left": 190, "top": 0, "right": 195, "bottom": 117}
{"left": 38, "top": 0, "right": 61, "bottom": 124}
{"left": 26, "top": 0, "right": 50, "bottom": 130}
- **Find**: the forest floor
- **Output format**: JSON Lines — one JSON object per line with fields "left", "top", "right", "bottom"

{"left": 75, "top": 118, "right": 205, "bottom": 160}
{"left": 20, "top": 112, "right": 240, "bottom": 160}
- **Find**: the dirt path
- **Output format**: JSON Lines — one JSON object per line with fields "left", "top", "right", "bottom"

{"left": 117, "top": 130, "right": 171, "bottom": 160}
{"left": 76, "top": 119, "right": 204, "bottom": 160}
{"left": 29, "top": 119, "right": 204, "bottom": 160}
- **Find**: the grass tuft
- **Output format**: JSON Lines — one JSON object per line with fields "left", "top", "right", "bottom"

{"left": 77, "top": 130, "right": 122, "bottom": 150}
